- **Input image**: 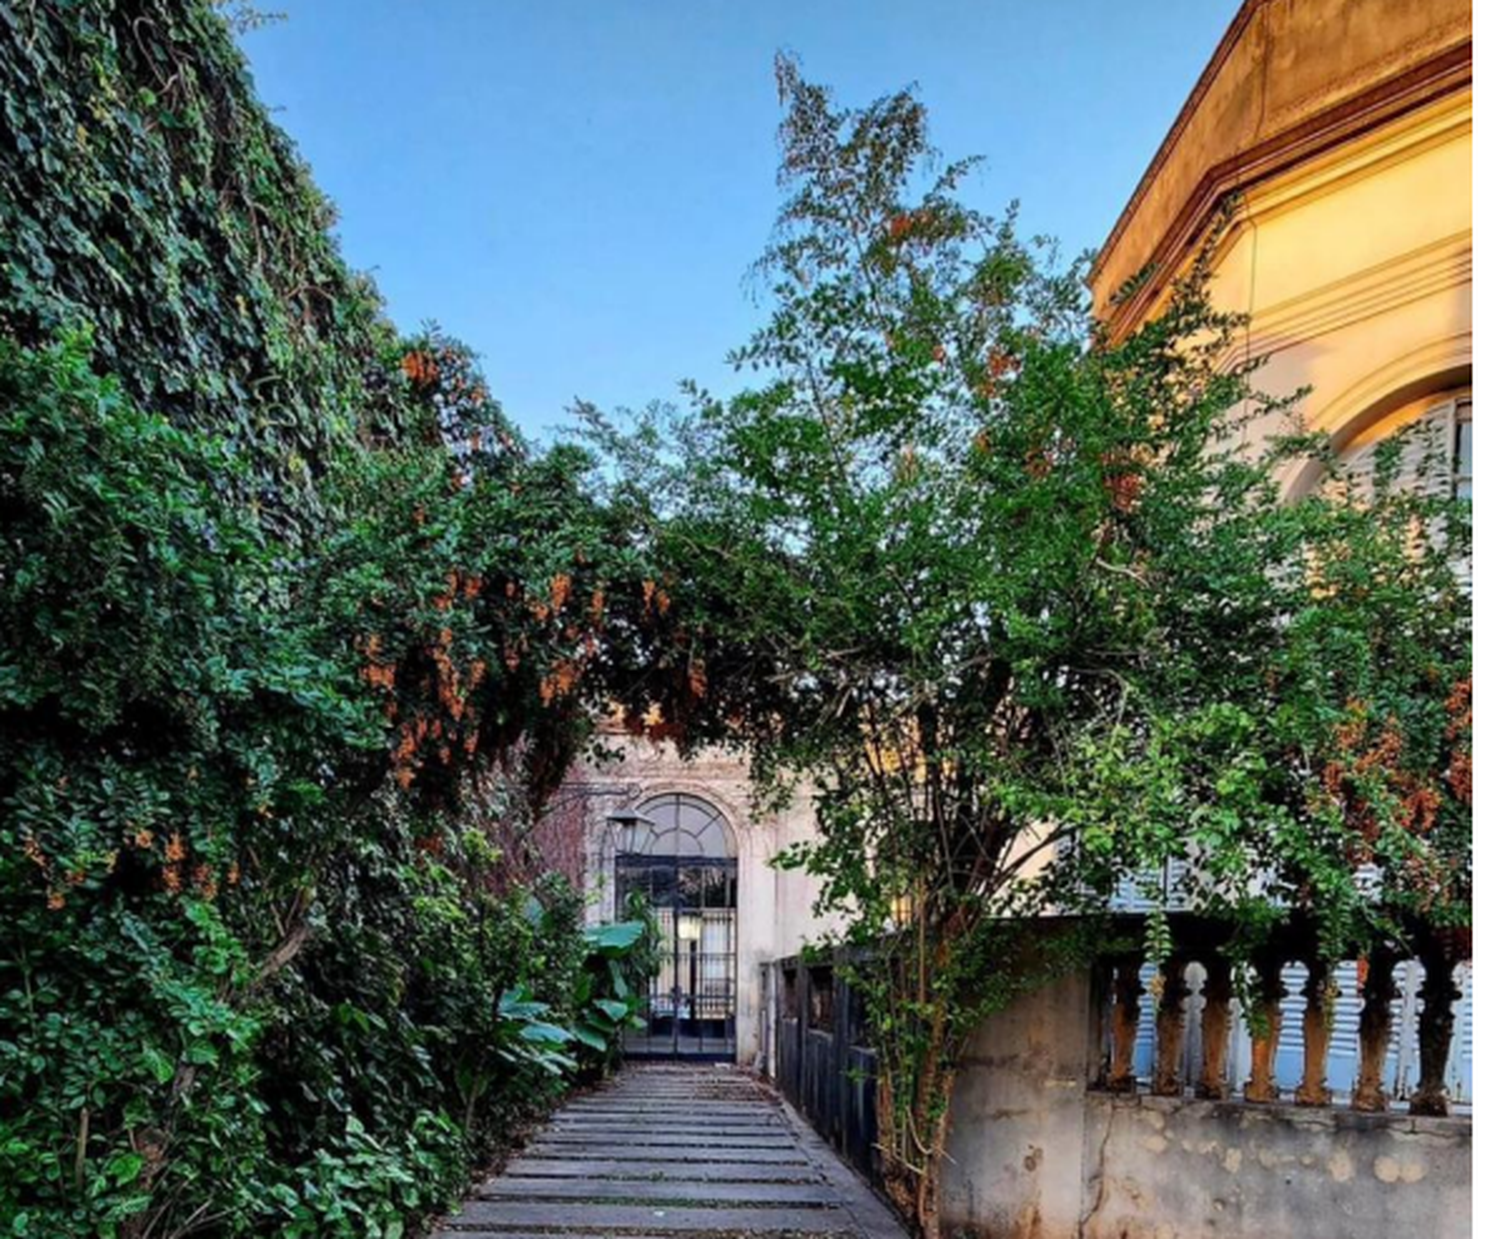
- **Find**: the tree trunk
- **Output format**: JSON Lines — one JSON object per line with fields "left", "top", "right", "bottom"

{"left": 875, "top": 928, "right": 961, "bottom": 1239}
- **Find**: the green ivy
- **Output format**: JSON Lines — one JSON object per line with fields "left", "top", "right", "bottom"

{"left": 0, "top": 5, "right": 684, "bottom": 1233}
{"left": 0, "top": 0, "right": 413, "bottom": 541}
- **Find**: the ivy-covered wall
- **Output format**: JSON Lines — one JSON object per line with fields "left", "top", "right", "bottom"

{"left": 1, "top": 4, "right": 675, "bottom": 1236}
{"left": 0, "top": 0, "right": 407, "bottom": 534}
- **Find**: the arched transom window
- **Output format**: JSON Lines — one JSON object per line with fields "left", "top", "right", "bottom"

{"left": 614, "top": 793, "right": 737, "bottom": 859}
{"left": 1335, "top": 391, "right": 1471, "bottom": 500}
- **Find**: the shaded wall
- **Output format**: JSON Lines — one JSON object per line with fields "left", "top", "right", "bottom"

{"left": 939, "top": 968, "right": 1472, "bottom": 1239}
{"left": 766, "top": 939, "right": 1472, "bottom": 1238}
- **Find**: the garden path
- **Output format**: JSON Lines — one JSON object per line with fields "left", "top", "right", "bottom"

{"left": 436, "top": 1062, "right": 908, "bottom": 1238}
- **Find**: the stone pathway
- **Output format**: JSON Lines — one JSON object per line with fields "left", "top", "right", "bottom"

{"left": 437, "top": 1063, "right": 908, "bottom": 1238}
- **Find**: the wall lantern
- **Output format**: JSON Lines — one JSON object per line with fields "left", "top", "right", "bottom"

{"left": 890, "top": 892, "right": 916, "bottom": 928}
{"left": 606, "top": 810, "right": 651, "bottom": 853}
{"left": 677, "top": 914, "right": 703, "bottom": 943}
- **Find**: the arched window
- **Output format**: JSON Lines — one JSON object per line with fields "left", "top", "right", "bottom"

{"left": 613, "top": 793, "right": 737, "bottom": 860}
{"left": 1335, "top": 391, "right": 1471, "bottom": 501}
{"left": 612, "top": 793, "right": 739, "bottom": 1059}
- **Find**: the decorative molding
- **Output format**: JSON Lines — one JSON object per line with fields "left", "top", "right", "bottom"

{"left": 1247, "top": 232, "right": 1471, "bottom": 357}
{"left": 1239, "top": 91, "right": 1470, "bottom": 227}
{"left": 1097, "top": 44, "right": 1471, "bottom": 339}
{"left": 1303, "top": 333, "right": 1473, "bottom": 439}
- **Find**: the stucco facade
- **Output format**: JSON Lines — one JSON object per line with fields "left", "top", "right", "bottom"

{"left": 1092, "top": 0, "right": 1471, "bottom": 484}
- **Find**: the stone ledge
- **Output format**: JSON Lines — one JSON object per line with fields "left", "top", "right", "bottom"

{"left": 1085, "top": 1087, "right": 1472, "bottom": 1139}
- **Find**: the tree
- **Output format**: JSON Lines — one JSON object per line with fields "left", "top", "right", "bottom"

{"left": 588, "top": 56, "right": 1471, "bottom": 1234}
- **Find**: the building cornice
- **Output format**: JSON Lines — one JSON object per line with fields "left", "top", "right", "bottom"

{"left": 1091, "top": 0, "right": 1471, "bottom": 337}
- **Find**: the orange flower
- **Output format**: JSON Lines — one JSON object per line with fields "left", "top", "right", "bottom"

{"left": 1448, "top": 750, "right": 1472, "bottom": 806}
{"left": 46, "top": 891, "right": 65, "bottom": 912}
{"left": 401, "top": 350, "right": 439, "bottom": 386}
{"left": 134, "top": 828, "right": 155, "bottom": 849}
{"left": 165, "top": 833, "right": 186, "bottom": 863}
{"left": 986, "top": 348, "right": 1016, "bottom": 380}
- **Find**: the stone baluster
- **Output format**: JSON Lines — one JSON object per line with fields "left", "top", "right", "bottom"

{"left": 1352, "top": 948, "right": 1398, "bottom": 1112}
{"left": 1105, "top": 955, "right": 1144, "bottom": 1093}
{"left": 1409, "top": 947, "right": 1461, "bottom": 1117}
{"left": 1294, "top": 958, "right": 1333, "bottom": 1106}
{"left": 1243, "top": 950, "right": 1286, "bottom": 1103}
{"left": 1196, "top": 954, "right": 1234, "bottom": 1101}
{"left": 1152, "top": 956, "right": 1189, "bottom": 1096}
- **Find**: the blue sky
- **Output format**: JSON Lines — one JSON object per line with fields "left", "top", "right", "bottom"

{"left": 241, "top": 1, "right": 1239, "bottom": 440}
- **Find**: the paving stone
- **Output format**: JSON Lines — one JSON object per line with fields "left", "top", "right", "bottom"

{"left": 476, "top": 1177, "right": 834, "bottom": 1204}
{"left": 446, "top": 1201, "right": 851, "bottom": 1232}
{"left": 445, "top": 1064, "right": 906, "bottom": 1239}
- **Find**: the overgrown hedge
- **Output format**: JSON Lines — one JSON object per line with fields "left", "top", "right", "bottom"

{"left": 1, "top": 4, "right": 674, "bottom": 1235}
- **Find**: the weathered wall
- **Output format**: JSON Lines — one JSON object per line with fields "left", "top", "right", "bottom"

{"left": 1091, "top": 0, "right": 1471, "bottom": 326}
{"left": 1079, "top": 1094, "right": 1471, "bottom": 1239}
{"left": 939, "top": 969, "right": 1473, "bottom": 1239}
{"left": 942, "top": 970, "right": 1095, "bottom": 1239}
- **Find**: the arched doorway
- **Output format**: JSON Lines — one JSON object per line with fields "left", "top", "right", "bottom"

{"left": 613, "top": 793, "right": 738, "bottom": 1059}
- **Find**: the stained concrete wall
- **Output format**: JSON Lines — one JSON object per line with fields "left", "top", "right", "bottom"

{"left": 1079, "top": 1094, "right": 1471, "bottom": 1239}
{"left": 942, "top": 969, "right": 1095, "bottom": 1239}
{"left": 941, "top": 967, "right": 1473, "bottom": 1239}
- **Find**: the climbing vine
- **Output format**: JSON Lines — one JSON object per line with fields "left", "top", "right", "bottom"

{"left": 0, "top": 4, "right": 682, "bottom": 1236}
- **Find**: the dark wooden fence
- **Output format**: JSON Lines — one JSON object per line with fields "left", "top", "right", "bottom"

{"left": 769, "top": 952, "right": 882, "bottom": 1186}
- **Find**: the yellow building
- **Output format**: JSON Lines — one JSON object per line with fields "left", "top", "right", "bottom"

{"left": 1084, "top": 0, "right": 1473, "bottom": 1106}
{"left": 1091, "top": 0, "right": 1471, "bottom": 498}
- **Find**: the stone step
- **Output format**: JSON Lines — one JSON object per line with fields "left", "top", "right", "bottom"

{"left": 477, "top": 1177, "right": 833, "bottom": 1204}
{"left": 537, "top": 1130, "right": 798, "bottom": 1149}
{"left": 501, "top": 1157, "right": 822, "bottom": 1182}
{"left": 561, "top": 1098, "right": 774, "bottom": 1110}
{"left": 523, "top": 1143, "right": 808, "bottom": 1164}
{"left": 444, "top": 1201, "right": 853, "bottom": 1233}
{"left": 554, "top": 1111, "right": 781, "bottom": 1123}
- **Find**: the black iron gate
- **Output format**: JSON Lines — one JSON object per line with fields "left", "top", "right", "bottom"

{"left": 612, "top": 794, "right": 738, "bottom": 1059}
